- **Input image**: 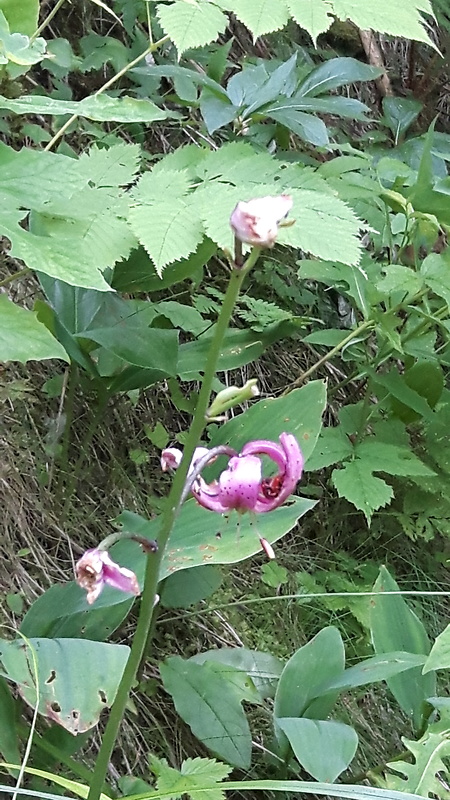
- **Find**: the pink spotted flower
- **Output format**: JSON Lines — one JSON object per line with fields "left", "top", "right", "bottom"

{"left": 161, "top": 433, "right": 303, "bottom": 515}
{"left": 75, "top": 548, "right": 140, "bottom": 605}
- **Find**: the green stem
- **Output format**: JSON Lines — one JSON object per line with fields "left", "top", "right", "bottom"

{"left": 31, "top": 0, "right": 67, "bottom": 41}
{"left": 284, "top": 319, "right": 374, "bottom": 392}
{"left": 86, "top": 253, "right": 259, "bottom": 800}
{"left": 0, "top": 268, "right": 30, "bottom": 288}
{"left": 44, "top": 34, "right": 170, "bottom": 152}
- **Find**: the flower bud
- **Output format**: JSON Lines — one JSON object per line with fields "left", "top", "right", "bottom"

{"left": 230, "top": 195, "right": 293, "bottom": 247}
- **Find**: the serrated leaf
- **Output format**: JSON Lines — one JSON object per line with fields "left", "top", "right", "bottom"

{"left": 157, "top": 1, "right": 228, "bottom": 56}
{"left": 421, "top": 252, "right": 450, "bottom": 307}
{"left": 281, "top": 189, "right": 362, "bottom": 266}
{"left": 150, "top": 755, "right": 232, "bottom": 800}
{"left": 330, "top": 0, "right": 434, "bottom": 46}
{"left": 305, "top": 427, "right": 354, "bottom": 471}
{"left": 217, "top": 0, "right": 289, "bottom": 38}
{"left": 385, "top": 709, "right": 450, "bottom": 797}
{"left": 0, "top": 295, "right": 69, "bottom": 364}
{"left": 131, "top": 169, "right": 191, "bottom": 203}
{"left": 355, "top": 440, "right": 434, "bottom": 477}
{"left": 332, "top": 460, "right": 393, "bottom": 522}
{"left": 0, "top": 93, "right": 169, "bottom": 122}
{"left": 129, "top": 200, "right": 204, "bottom": 275}
{"left": 285, "top": 0, "right": 332, "bottom": 45}
{"left": 77, "top": 142, "right": 141, "bottom": 187}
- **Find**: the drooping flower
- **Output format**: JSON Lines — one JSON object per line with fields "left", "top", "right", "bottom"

{"left": 162, "top": 433, "right": 303, "bottom": 515}
{"left": 230, "top": 195, "right": 293, "bottom": 247}
{"left": 75, "top": 548, "right": 140, "bottom": 605}
{"left": 161, "top": 446, "right": 210, "bottom": 474}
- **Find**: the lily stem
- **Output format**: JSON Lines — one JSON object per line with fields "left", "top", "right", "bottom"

{"left": 86, "top": 251, "right": 259, "bottom": 800}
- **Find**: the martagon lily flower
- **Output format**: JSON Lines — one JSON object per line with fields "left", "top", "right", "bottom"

{"left": 75, "top": 548, "right": 140, "bottom": 605}
{"left": 161, "top": 433, "right": 303, "bottom": 515}
{"left": 230, "top": 195, "right": 293, "bottom": 248}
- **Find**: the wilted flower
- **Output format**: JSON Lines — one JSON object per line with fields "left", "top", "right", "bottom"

{"left": 230, "top": 195, "right": 293, "bottom": 247}
{"left": 161, "top": 446, "right": 210, "bottom": 474}
{"left": 162, "top": 433, "right": 303, "bottom": 515}
{"left": 75, "top": 548, "right": 140, "bottom": 605}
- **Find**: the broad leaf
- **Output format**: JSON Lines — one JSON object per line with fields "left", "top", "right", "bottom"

{"left": 277, "top": 718, "right": 358, "bottom": 782}
{"left": 161, "top": 565, "right": 222, "bottom": 609}
{"left": 0, "top": 677, "right": 20, "bottom": 767}
{"left": 274, "top": 627, "right": 345, "bottom": 760}
{"left": 0, "top": 93, "right": 170, "bottom": 122}
{"left": 191, "top": 648, "right": 284, "bottom": 699}
{"left": 0, "top": 638, "right": 129, "bottom": 733}
{"left": 423, "top": 624, "right": 450, "bottom": 673}
{"left": 330, "top": 0, "right": 435, "bottom": 46}
{"left": 370, "top": 566, "right": 435, "bottom": 731}
{"left": 298, "top": 57, "right": 384, "bottom": 96}
{"left": 0, "top": 295, "right": 69, "bottom": 363}
{"left": 210, "top": 381, "right": 327, "bottom": 462}
{"left": 129, "top": 200, "right": 204, "bottom": 275}
{"left": 160, "top": 657, "right": 252, "bottom": 768}
{"left": 317, "top": 653, "right": 427, "bottom": 694}
{"left": 0, "top": 0, "right": 39, "bottom": 34}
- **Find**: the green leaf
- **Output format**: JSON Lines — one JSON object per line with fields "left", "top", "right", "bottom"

{"left": 377, "top": 265, "right": 424, "bottom": 298}
{"left": 317, "top": 653, "right": 428, "bottom": 694}
{"left": 305, "top": 427, "right": 354, "bottom": 471}
{"left": 156, "top": 1, "right": 228, "bottom": 55}
{"left": 0, "top": 93, "right": 170, "bottom": 122}
{"left": 217, "top": 0, "right": 289, "bottom": 39}
{"left": 423, "top": 624, "right": 450, "bottom": 673}
{"left": 369, "top": 566, "right": 435, "bottom": 731}
{"left": 112, "top": 239, "right": 216, "bottom": 293}
{"left": 0, "top": 677, "right": 20, "bottom": 767}
{"left": 0, "top": 11, "right": 45, "bottom": 65}
{"left": 178, "top": 322, "right": 297, "bottom": 378}
{"left": 160, "top": 657, "right": 252, "bottom": 768}
{"left": 268, "top": 106, "right": 329, "bottom": 146}
{"left": 80, "top": 325, "right": 179, "bottom": 375}
{"left": 332, "top": 460, "right": 393, "bottom": 523}
{"left": 277, "top": 718, "right": 358, "bottom": 782}
{"left": 0, "top": 774, "right": 435, "bottom": 800}
{"left": 382, "top": 97, "right": 423, "bottom": 144}
{"left": 0, "top": 0, "right": 39, "bottom": 35}
{"left": 0, "top": 295, "right": 69, "bottom": 363}
{"left": 161, "top": 565, "right": 222, "bottom": 609}
{"left": 151, "top": 756, "right": 232, "bottom": 800}
{"left": 298, "top": 57, "right": 384, "bottom": 96}
{"left": 421, "top": 252, "right": 450, "bottom": 307}
{"left": 281, "top": 189, "right": 362, "bottom": 266}
{"left": 373, "top": 369, "right": 437, "bottom": 421}
{"left": 129, "top": 199, "right": 204, "bottom": 275}
{"left": 209, "top": 381, "right": 327, "bottom": 462}
{"left": 191, "top": 648, "right": 283, "bottom": 699}
{"left": 274, "top": 627, "right": 345, "bottom": 736}
{"left": 354, "top": 440, "right": 434, "bottom": 477}
{"left": 384, "top": 706, "right": 450, "bottom": 797}
{"left": 330, "top": 0, "right": 435, "bottom": 46}
{"left": 20, "top": 581, "right": 135, "bottom": 641}
{"left": 0, "top": 637, "right": 129, "bottom": 733}
{"left": 285, "top": 0, "right": 332, "bottom": 45}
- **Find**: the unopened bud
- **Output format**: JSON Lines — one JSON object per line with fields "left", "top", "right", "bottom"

{"left": 260, "top": 537, "right": 276, "bottom": 560}
{"left": 207, "top": 379, "right": 259, "bottom": 419}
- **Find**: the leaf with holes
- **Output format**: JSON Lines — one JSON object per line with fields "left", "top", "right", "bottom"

{"left": 0, "top": 638, "right": 129, "bottom": 734}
